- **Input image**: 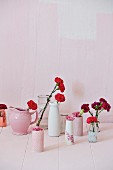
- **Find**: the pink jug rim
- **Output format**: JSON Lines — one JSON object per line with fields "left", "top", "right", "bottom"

{"left": 9, "top": 107, "right": 27, "bottom": 112}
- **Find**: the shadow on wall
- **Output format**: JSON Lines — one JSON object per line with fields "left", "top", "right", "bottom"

{"left": 60, "top": 81, "right": 85, "bottom": 114}
{"left": 72, "top": 81, "right": 85, "bottom": 99}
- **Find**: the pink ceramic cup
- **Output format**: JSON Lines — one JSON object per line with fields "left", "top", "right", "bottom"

{"left": 72, "top": 112, "right": 83, "bottom": 136}
{"left": 73, "top": 116, "right": 83, "bottom": 136}
{"left": 32, "top": 127, "right": 44, "bottom": 152}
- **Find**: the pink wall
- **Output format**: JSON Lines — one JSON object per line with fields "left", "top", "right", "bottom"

{"left": 0, "top": 0, "right": 113, "bottom": 120}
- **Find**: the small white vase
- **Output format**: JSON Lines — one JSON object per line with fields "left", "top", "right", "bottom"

{"left": 65, "top": 119, "right": 74, "bottom": 145}
{"left": 48, "top": 102, "right": 60, "bottom": 137}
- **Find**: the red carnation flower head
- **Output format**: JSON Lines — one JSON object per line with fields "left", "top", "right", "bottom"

{"left": 91, "top": 102, "right": 101, "bottom": 110}
{"left": 106, "top": 103, "right": 111, "bottom": 112}
{"left": 55, "top": 77, "right": 65, "bottom": 93}
{"left": 81, "top": 104, "right": 89, "bottom": 113}
{"left": 0, "top": 104, "right": 7, "bottom": 110}
{"left": 99, "top": 98, "right": 107, "bottom": 103}
{"left": 87, "top": 116, "right": 98, "bottom": 124}
{"left": 59, "top": 83, "right": 65, "bottom": 93}
{"left": 102, "top": 102, "right": 111, "bottom": 112}
{"left": 55, "top": 93, "right": 65, "bottom": 103}
{"left": 27, "top": 100, "right": 37, "bottom": 110}
{"left": 55, "top": 77, "right": 63, "bottom": 85}
{"left": 99, "top": 97, "right": 111, "bottom": 112}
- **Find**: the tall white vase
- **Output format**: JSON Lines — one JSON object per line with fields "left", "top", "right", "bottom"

{"left": 48, "top": 102, "right": 60, "bottom": 137}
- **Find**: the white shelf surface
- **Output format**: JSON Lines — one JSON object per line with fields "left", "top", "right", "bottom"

{"left": 0, "top": 123, "right": 113, "bottom": 170}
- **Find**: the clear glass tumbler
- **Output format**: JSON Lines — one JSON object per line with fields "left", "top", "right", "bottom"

{"left": 37, "top": 95, "right": 49, "bottom": 129}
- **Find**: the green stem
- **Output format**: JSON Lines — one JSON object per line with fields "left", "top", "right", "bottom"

{"left": 96, "top": 110, "right": 98, "bottom": 119}
{"left": 36, "top": 85, "right": 57, "bottom": 126}
{"left": 93, "top": 124, "right": 95, "bottom": 132}
{"left": 98, "top": 108, "right": 104, "bottom": 114}
{"left": 89, "top": 111, "right": 93, "bottom": 116}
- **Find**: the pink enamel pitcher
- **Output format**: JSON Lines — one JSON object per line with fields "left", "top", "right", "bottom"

{"left": 8, "top": 107, "right": 38, "bottom": 135}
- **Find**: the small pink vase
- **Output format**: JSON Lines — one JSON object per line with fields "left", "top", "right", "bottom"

{"left": 73, "top": 113, "right": 83, "bottom": 136}
{"left": 8, "top": 107, "right": 38, "bottom": 135}
{"left": 32, "top": 127, "right": 44, "bottom": 152}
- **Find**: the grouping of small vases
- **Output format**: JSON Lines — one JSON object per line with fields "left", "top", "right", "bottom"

{"left": 80, "top": 98, "right": 111, "bottom": 132}
{"left": 31, "top": 77, "right": 66, "bottom": 152}
{"left": 1, "top": 78, "right": 111, "bottom": 152}
{"left": 65, "top": 113, "right": 98, "bottom": 144}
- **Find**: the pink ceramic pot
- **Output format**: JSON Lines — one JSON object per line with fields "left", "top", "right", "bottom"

{"left": 8, "top": 107, "right": 38, "bottom": 135}
{"left": 32, "top": 127, "right": 44, "bottom": 152}
{"left": 73, "top": 116, "right": 83, "bottom": 136}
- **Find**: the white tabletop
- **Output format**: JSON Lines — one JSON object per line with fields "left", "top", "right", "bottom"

{"left": 0, "top": 123, "right": 113, "bottom": 170}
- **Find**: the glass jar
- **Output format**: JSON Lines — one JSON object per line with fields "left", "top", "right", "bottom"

{"left": 37, "top": 95, "right": 49, "bottom": 129}
{"left": 88, "top": 123, "right": 97, "bottom": 143}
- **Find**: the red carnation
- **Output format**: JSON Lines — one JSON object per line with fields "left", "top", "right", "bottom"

{"left": 102, "top": 102, "right": 111, "bottom": 112}
{"left": 81, "top": 104, "right": 89, "bottom": 113}
{"left": 27, "top": 100, "right": 37, "bottom": 110}
{"left": 87, "top": 116, "right": 98, "bottom": 124}
{"left": 0, "top": 104, "right": 7, "bottom": 110}
{"left": 91, "top": 102, "right": 101, "bottom": 110}
{"left": 59, "top": 83, "right": 65, "bottom": 92}
{"left": 55, "top": 77, "right": 63, "bottom": 85}
{"left": 55, "top": 93, "right": 65, "bottom": 103}
{"left": 99, "top": 98, "right": 107, "bottom": 103}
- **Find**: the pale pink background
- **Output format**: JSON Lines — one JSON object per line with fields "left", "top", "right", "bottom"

{"left": 0, "top": 0, "right": 113, "bottom": 121}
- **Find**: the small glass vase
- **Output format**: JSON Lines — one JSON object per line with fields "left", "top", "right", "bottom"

{"left": 38, "top": 95, "right": 49, "bottom": 130}
{"left": 88, "top": 123, "right": 97, "bottom": 143}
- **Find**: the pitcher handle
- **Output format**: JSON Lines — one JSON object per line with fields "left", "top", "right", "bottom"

{"left": 30, "top": 110, "right": 38, "bottom": 125}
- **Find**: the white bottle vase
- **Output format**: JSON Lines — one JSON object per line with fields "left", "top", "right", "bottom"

{"left": 65, "top": 119, "right": 74, "bottom": 145}
{"left": 48, "top": 102, "right": 60, "bottom": 137}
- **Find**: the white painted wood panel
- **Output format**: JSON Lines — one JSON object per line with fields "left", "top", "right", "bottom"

{"left": 58, "top": 125, "right": 95, "bottom": 170}
{"left": 90, "top": 123, "right": 113, "bottom": 170}
{"left": 0, "top": 126, "right": 29, "bottom": 170}
{"left": 0, "top": 124, "right": 113, "bottom": 169}
{"left": 0, "top": 0, "right": 113, "bottom": 119}
{"left": 22, "top": 130, "right": 59, "bottom": 170}
{"left": 1, "top": 124, "right": 113, "bottom": 169}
